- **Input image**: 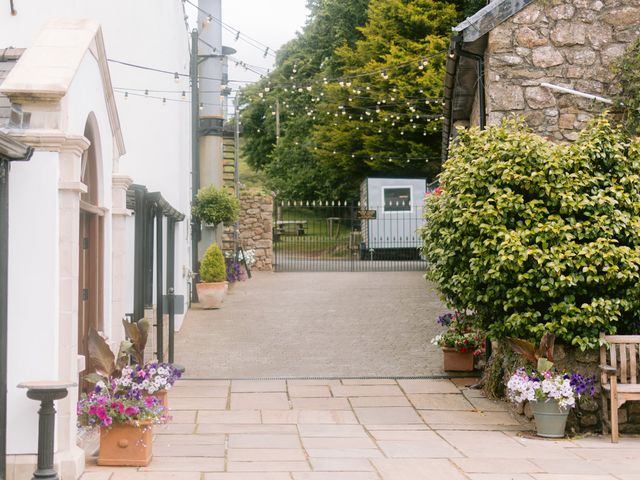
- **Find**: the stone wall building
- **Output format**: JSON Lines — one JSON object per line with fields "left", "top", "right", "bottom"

{"left": 443, "top": 0, "right": 640, "bottom": 156}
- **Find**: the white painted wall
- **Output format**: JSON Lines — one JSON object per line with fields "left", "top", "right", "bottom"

{"left": 0, "top": 0, "right": 193, "bottom": 324}
{"left": 7, "top": 151, "right": 60, "bottom": 453}
{"left": 66, "top": 51, "right": 116, "bottom": 337}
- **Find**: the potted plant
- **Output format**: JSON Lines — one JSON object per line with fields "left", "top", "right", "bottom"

{"left": 431, "top": 312, "right": 485, "bottom": 371}
{"left": 197, "top": 243, "right": 228, "bottom": 308}
{"left": 78, "top": 384, "right": 167, "bottom": 466}
{"left": 191, "top": 185, "right": 240, "bottom": 227}
{"left": 78, "top": 329, "right": 169, "bottom": 466}
{"left": 117, "top": 362, "right": 182, "bottom": 408}
{"left": 506, "top": 334, "right": 596, "bottom": 438}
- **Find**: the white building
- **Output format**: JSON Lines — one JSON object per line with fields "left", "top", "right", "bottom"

{"left": 0, "top": 2, "right": 199, "bottom": 478}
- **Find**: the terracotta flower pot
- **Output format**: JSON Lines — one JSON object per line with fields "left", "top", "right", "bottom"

{"left": 98, "top": 422, "right": 152, "bottom": 466}
{"left": 154, "top": 389, "right": 168, "bottom": 409}
{"left": 442, "top": 347, "right": 474, "bottom": 371}
{"left": 196, "top": 281, "right": 228, "bottom": 309}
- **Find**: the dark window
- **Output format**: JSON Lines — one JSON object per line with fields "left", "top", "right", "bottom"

{"left": 384, "top": 187, "right": 411, "bottom": 211}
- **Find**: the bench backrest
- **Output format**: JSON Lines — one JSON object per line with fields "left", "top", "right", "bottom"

{"left": 600, "top": 334, "right": 640, "bottom": 385}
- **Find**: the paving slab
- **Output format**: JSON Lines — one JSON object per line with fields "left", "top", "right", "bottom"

{"left": 353, "top": 406, "right": 424, "bottom": 425}
{"left": 309, "top": 458, "right": 375, "bottom": 472}
{"left": 82, "top": 378, "right": 640, "bottom": 480}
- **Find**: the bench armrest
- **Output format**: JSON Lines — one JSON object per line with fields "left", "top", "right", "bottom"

{"left": 599, "top": 364, "right": 617, "bottom": 375}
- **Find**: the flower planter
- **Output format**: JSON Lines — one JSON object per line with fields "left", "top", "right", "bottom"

{"left": 98, "top": 422, "right": 153, "bottom": 466}
{"left": 442, "top": 347, "right": 474, "bottom": 371}
{"left": 155, "top": 389, "right": 168, "bottom": 409}
{"left": 533, "top": 399, "right": 569, "bottom": 438}
{"left": 196, "top": 281, "right": 228, "bottom": 309}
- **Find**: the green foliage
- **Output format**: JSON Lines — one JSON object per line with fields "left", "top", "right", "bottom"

{"left": 422, "top": 116, "right": 640, "bottom": 350}
{"left": 311, "top": 0, "right": 456, "bottom": 199}
{"left": 615, "top": 38, "right": 640, "bottom": 135}
{"left": 240, "top": 0, "right": 466, "bottom": 200}
{"left": 240, "top": 0, "right": 369, "bottom": 201}
{"left": 200, "top": 243, "right": 226, "bottom": 283}
{"left": 192, "top": 186, "right": 240, "bottom": 226}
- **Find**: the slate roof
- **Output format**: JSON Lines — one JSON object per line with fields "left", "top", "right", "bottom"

{"left": 442, "top": 0, "right": 535, "bottom": 161}
{"left": 0, "top": 48, "right": 24, "bottom": 128}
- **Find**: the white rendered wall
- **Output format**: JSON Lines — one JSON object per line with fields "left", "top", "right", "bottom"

{"left": 7, "top": 151, "right": 60, "bottom": 454}
{"left": 66, "top": 51, "right": 115, "bottom": 338}
{"left": 0, "top": 1, "right": 192, "bottom": 327}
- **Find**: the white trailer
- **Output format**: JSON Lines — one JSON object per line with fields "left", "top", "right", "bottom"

{"left": 359, "top": 178, "right": 427, "bottom": 259}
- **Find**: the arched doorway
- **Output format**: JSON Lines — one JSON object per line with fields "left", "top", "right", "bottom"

{"left": 78, "top": 114, "right": 104, "bottom": 392}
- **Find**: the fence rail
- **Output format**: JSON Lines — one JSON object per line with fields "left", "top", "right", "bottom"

{"left": 273, "top": 201, "right": 426, "bottom": 272}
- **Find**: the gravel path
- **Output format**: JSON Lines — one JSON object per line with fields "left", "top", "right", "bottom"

{"left": 175, "top": 271, "right": 448, "bottom": 378}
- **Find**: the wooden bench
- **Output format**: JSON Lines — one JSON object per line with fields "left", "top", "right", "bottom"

{"left": 599, "top": 333, "right": 640, "bottom": 442}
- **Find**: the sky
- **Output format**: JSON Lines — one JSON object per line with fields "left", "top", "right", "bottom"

{"left": 221, "top": 1, "right": 310, "bottom": 94}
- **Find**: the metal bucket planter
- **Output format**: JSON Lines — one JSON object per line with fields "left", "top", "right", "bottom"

{"left": 98, "top": 422, "right": 153, "bottom": 466}
{"left": 533, "top": 399, "right": 569, "bottom": 438}
{"left": 442, "top": 347, "right": 474, "bottom": 371}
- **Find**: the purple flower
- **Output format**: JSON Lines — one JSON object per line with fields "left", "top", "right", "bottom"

{"left": 436, "top": 313, "right": 454, "bottom": 327}
{"left": 570, "top": 373, "right": 596, "bottom": 397}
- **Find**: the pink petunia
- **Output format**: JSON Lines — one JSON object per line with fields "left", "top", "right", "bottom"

{"left": 124, "top": 406, "right": 139, "bottom": 416}
{"left": 95, "top": 407, "right": 107, "bottom": 419}
{"left": 102, "top": 416, "right": 113, "bottom": 427}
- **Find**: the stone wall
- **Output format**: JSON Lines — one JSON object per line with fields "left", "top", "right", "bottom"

{"left": 485, "top": 342, "right": 640, "bottom": 435}
{"left": 485, "top": 0, "right": 640, "bottom": 140}
{"left": 222, "top": 191, "right": 273, "bottom": 271}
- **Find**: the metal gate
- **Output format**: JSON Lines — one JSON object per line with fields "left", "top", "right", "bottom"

{"left": 273, "top": 201, "right": 426, "bottom": 272}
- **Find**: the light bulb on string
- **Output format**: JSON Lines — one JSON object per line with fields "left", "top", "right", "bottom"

{"left": 144, "top": 89, "right": 149, "bottom": 96}
{"left": 181, "top": 91, "right": 186, "bottom": 98}
{"left": 124, "top": 91, "right": 128, "bottom": 100}
{"left": 162, "top": 98, "right": 167, "bottom": 105}
{"left": 199, "top": 102, "right": 204, "bottom": 110}
{"left": 174, "top": 72, "right": 180, "bottom": 83}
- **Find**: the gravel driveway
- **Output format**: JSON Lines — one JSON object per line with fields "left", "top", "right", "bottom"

{"left": 175, "top": 271, "right": 448, "bottom": 378}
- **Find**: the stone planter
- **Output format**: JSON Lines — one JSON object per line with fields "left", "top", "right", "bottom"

{"left": 533, "top": 399, "right": 569, "bottom": 438}
{"left": 442, "top": 347, "right": 474, "bottom": 371}
{"left": 98, "top": 422, "right": 153, "bottom": 466}
{"left": 196, "top": 281, "right": 228, "bottom": 309}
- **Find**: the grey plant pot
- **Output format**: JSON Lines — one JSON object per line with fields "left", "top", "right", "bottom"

{"left": 533, "top": 399, "right": 569, "bottom": 438}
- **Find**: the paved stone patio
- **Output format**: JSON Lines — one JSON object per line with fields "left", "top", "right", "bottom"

{"left": 175, "top": 272, "right": 447, "bottom": 378}
{"left": 81, "top": 378, "right": 640, "bottom": 479}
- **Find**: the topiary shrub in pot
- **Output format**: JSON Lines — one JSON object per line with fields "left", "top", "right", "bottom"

{"left": 197, "top": 242, "right": 228, "bottom": 309}
{"left": 192, "top": 185, "right": 240, "bottom": 227}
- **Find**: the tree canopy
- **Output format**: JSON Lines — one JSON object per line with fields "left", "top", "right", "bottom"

{"left": 240, "top": 0, "right": 481, "bottom": 201}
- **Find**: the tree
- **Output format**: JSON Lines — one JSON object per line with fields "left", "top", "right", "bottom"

{"left": 240, "top": 0, "right": 369, "bottom": 199}
{"left": 312, "top": 0, "right": 457, "bottom": 199}
{"left": 422, "top": 117, "right": 640, "bottom": 350}
{"left": 240, "top": 0, "right": 485, "bottom": 201}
